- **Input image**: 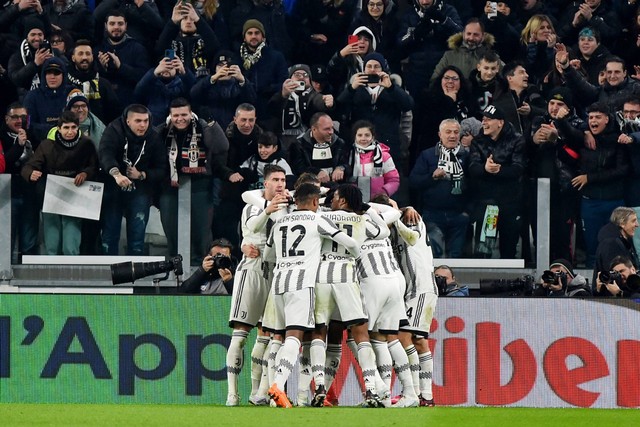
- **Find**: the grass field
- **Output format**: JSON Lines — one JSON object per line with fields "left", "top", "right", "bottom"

{"left": 0, "top": 405, "right": 636, "bottom": 427}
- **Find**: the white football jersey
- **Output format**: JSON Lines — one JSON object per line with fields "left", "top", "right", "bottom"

{"left": 356, "top": 237, "right": 401, "bottom": 280}
{"left": 265, "top": 210, "right": 358, "bottom": 294}
{"left": 389, "top": 219, "right": 437, "bottom": 298}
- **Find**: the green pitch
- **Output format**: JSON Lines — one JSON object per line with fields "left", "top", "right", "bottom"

{"left": 0, "top": 405, "right": 635, "bottom": 427}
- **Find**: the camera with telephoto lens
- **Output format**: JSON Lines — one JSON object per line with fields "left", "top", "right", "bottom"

{"left": 600, "top": 270, "right": 621, "bottom": 284}
{"left": 435, "top": 275, "right": 448, "bottom": 295}
{"left": 111, "top": 255, "right": 183, "bottom": 285}
{"left": 541, "top": 270, "right": 566, "bottom": 284}
{"left": 212, "top": 253, "right": 232, "bottom": 270}
{"left": 479, "top": 275, "right": 537, "bottom": 296}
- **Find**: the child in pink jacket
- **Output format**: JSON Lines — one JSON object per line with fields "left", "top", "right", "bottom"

{"left": 349, "top": 120, "right": 400, "bottom": 197}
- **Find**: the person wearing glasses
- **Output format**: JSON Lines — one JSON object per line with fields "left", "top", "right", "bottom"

{"left": 412, "top": 65, "right": 477, "bottom": 163}
{"left": 0, "top": 102, "right": 41, "bottom": 261}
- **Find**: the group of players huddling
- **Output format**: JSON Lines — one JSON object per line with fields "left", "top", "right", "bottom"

{"left": 225, "top": 164, "right": 438, "bottom": 408}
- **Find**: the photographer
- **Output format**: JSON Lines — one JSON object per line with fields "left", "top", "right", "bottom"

{"left": 595, "top": 255, "right": 640, "bottom": 298}
{"left": 534, "top": 259, "right": 591, "bottom": 298}
{"left": 434, "top": 265, "right": 469, "bottom": 296}
{"left": 179, "top": 238, "right": 237, "bottom": 295}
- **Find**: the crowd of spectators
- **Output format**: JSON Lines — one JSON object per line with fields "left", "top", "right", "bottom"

{"left": 2, "top": 0, "right": 640, "bottom": 274}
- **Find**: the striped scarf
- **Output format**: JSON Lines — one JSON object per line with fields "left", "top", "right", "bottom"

{"left": 436, "top": 142, "right": 464, "bottom": 194}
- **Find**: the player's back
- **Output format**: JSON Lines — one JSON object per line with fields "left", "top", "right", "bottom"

{"left": 390, "top": 220, "right": 437, "bottom": 298}
{"left": 269, "top": 210, "right": 326, "bottom": 294}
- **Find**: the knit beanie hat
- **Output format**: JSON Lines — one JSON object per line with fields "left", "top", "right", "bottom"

{"left": 66, "top": 88, "right": 89, "bottom": 111}
{"left": 243, "top": 19, "right": 265, "bottom": 37}
{"left": 363, "top": 52, "right": 389, "bottom": 73}
{"left": 548, "top": 86, "right": 574, "bottom": 111}
{"left": 549, "top": 259, "right": 575, "bottom": 279}
{"left": 288, "top": 64, "right": 311, "bottom": 78}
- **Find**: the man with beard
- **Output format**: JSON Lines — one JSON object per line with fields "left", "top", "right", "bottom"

{"left": 238, "top": 19, "right": 287, "bottom": 122}
{"left": 8, "top": 20, "right": 53, "bottom": 96}
{"left": 431, "top": 18, "right": 500, "bottom": 83}
{"left": 157, "top": 97, "right": 228, "bottom": 262}
{"left": 93, "top": 0, "right": 163, "bottom": 53}
{"left": 66, "top": 40, "right": 120, "bottom": 125}
{"left": 156, "top": 1, "right": 219, "bottom": 78}
{"left": 44, "top": 0, "right": 93, "bottom": 41}
{"left": 94, "top": 11, "right": 150, "bottom": 108}
{"left": 0, "top": 102, "right": 40, "bottom": 261}
{"left": 98, "top": 104, "right": 167, "bottom": 255}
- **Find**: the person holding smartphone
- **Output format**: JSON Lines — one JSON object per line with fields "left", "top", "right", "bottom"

{"left": 337, "top": 52, "right": 414, "bottom": 173}
{"left": 156, "top": 0, "right": 220, "bottom": 77}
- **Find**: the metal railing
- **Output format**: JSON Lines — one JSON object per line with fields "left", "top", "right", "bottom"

{"left": 0, "top": 175, "right": 556, "bottom": 290}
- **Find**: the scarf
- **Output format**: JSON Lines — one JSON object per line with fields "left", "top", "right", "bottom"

{"left": 68, "top": 70, "right": 102, "bottom": 101}
{"left": 55, "top": 129, "right": 81, "bottom": 149}
{"left": 5, "top": 130, "right": 33, "bottom": 164}
{"left": 365, "top": 85, "right": 383, "bottom": 105}
{"left": 20, "top": 40, "right": 39, "bottom": 90}
{"left": 167, "top": 115, "right": 207, "bottom": 187}
{"left": 172, "top": 37, "right": 208, "bottom": 77}
{"left": 241, "top": 41, "right": 266, "bottom": 70}
{"left": 353, "top": 142, "right": 383, "bottom": 177}
{"left": 282, "top": 89, "right": 312, "bottom": 134}
{"left": 436, "top": 142, "right": 464, "bottom": 194}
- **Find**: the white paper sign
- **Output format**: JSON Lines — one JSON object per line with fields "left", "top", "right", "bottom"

{"left": 42, "top": 175, "right": 104, "bottom": 220}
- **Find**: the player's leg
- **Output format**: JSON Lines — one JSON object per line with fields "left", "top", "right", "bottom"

{"left": 249, "top": 327, "right": 271, "bottom": 405}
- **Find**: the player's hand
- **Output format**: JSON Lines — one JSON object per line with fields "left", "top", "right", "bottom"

{"left": 401, "top": 207, "right": 421, "bottom": 225}
{"left": 242, "top": 244, "right": 260, "bottom": 258}
{"left": 219, "top": 268, "right": 233, "bottom": 282}
{"left": 266, "top": 193, "right": 290, "bottom": 214}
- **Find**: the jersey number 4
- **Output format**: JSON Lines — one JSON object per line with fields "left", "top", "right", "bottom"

{"left": 281, "top": 225, "right": 306, "bottom": 257}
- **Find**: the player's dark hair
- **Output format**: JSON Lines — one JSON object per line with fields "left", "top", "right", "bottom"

{"left": 294, "top": 172, "right": 319, "bottom": 190}
{"left": 294, "top": 183, "right": 321, "bottom": 205}
{"left": 335, "top": 184, "right": 364, "bottom": 213}
{"left": 370, "top": 193, "right": 391, "bottom": 206}
{"left": 264, "top": 164, "right": 286, "bottom": 179}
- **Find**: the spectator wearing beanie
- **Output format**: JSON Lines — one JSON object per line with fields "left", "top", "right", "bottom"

{"left": 64, "top": 88, "right": 106, "bottom": 147}
{"left": 267, "top": 63, "right": 334, "bottom": 155}
{"left": 228, "top": 0, "right": 292, "bottom": 58}
{"left": 7, "top": 18, "right": 54, "bottom": 96}
{"left": 237, "top": 19, "right": 287, "bottom": 123}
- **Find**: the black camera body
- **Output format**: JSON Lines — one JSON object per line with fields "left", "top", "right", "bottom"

{"left": 212, "top": 253, "right": 232, "bottom": 270}
{"left": 600, "top": 270, "right": 621, "bottom": 284}
{"left": 541, "top": 270, "right": 566, "bottom": 284}
{"left": 479, "top": 275, "right": 537, "bottom": 296}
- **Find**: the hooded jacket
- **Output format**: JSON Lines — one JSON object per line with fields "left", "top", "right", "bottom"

{"left": 431, "top": 31, "right": 498, "bottom": 82}
{"left": 23, "top": 57, "right": 75, "bottom": 141}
